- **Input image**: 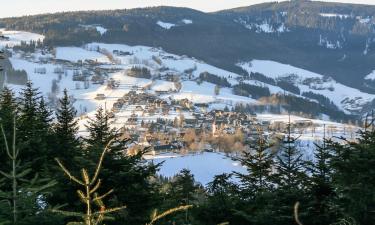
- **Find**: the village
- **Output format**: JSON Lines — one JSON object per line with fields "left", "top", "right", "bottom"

{"left": 0, "top": 39, "right": 360, "bottom": 160}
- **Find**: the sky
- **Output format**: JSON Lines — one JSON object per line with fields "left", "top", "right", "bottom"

{"left": 1, "top": 0, "right": 375, "bottom": 18}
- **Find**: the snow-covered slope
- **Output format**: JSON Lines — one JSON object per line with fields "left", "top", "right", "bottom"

{"left": 2, "top": 29, "right": 374, "bottom": 118}
{"left": 238, "top": 60, "right": 375, "bottom": 113}
{"left": 0, "top": 29, "right": 44, "bottom": 48}
{"left": 55, "top": 47, "right": 110, "bottom": 63}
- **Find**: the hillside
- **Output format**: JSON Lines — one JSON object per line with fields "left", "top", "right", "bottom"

{"left": 2, "top": 1, "right": 375, "bottom": 94}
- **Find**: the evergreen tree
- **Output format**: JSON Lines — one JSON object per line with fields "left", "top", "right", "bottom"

{"left": 305, "top": 126, "right": 338, "bottom": 225}
{"left": 53, "top": 89, "right": 80, "bottom": 163}
{"left": 0, "top": 118, "right": 56, "bottom": 225}
{"left": 162, "top": 169, "right": 203, "bottom": 225}
{"left": 274, "top": 123, "right": 306, "bottom": 191}
{"left": 234, "top": 131, "right": 277, "bottom": 225}
{"left": 0, "top": 87, "right": 17, "bottom": 172}
{"left": 329, "top": 120, "right": 375, "bottom": 225}
{"left": 48, "top": 89, "right": 82, "bottom": 218}
{"left": 37, "top": 96, "right": 53, "bottom": 132}
{"left": 272, "top": 117, "right": 308, "bottom": 225}
{"left": 236, "top": 130, "right": 274, "bottom": 196}
{"left": 197, "top": 174, "right": 245, "bottom": 225}
{"left": 84, "top": 106, "right": 114, "bottom": 158}
{"left": 17, "top": 81, "right": 51, "bottom": 174}
{"left": 84, "top": 107, "right": 161, "bottom": 225}
{"left": 101, "top": 149, "right": 161, "bottom": 225}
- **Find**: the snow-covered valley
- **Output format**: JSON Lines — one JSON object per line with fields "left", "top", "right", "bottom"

{"left": 0, "top": 29, "right": 366, "bottom": 183}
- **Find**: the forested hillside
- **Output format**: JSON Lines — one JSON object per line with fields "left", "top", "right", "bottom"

{"left": 2, "top": 1, "right": 375, "bottom": 92}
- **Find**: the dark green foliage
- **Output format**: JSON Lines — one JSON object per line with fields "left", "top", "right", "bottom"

{"left": 0, "top": 117, "right": 56, "bottom": 224}
{"left": 0, "top": 87, "right": 17, "bottom": 172}
{"left": 53, "top": 89, "right": 80, "bottom": 161}
{"left": 84, "top": 107, "right": 114, "bottom": 157}
{"left": 273, "top": 94, "right": 354, "bottom": 122}
{"left": 233, "top": 83, "right": 271, "bottom": 99}
{"left": 304, "top": 137, "right": 339, "bottom": 225}
{"left": 276, "top": 80, "right": 301, "bottom": 95}
{"left": 302, "top": 91, "right": 339, "bottom": 111}
{"left": 196, "top": 174, "right": 246, "bottom": 225}
{"left": 47, "top": 89, "right": 82, "bottom": 215}
{"left": 250, "top": 72, "right": 276, "bottom": 86}
{"left": 83, "top": 107, "right": 162, "bottom": 225}
{"left": 5, "top": 69, "right": 28, "bottom": 86}
{"left": 329, "top": 126, "right": 375, "bottom": 225}
{"left": 199, "top": 72, "right": 231, "bottom": 87}
{"left": 12, "top": 40, "right": 42, "bottom": 53}
{"left": 235, "top": 133, "right": 274, "bottom": 196}
{"left": 0, "top": 77, "right": 375, "bottom": 225}
{"left": 17, "top": 81, "right": 53, "bottom": 175}
{"left": 160, "top": 169, "right": 203, "bottom": 225}
{"left": 127, "top": 66, "right": 151, "bottom": 79}
{"left": 270, "top": 122, "right": 307, "bottom": 225}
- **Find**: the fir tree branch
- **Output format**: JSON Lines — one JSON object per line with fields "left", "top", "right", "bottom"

{"left": 294, "top": 202, "right": 303, "bottom": 225}
{"left": 147, "top": 205, "right": 193, "bottom": 225}
{"left": 93, "top": 189, "right": 113, "bottom": 202}
{"left": 92, "top": 205, "right": 127, "bottom": 215}
{"left": 89, "top": 179, "right": 101, "bottom": 194}
{"left": 51, "top": 209, "right": 85, "bottom": 217}
{"left": 55, "top": 158, "right": 84, "bottom": 186}
{"left": 90, "top": 139, "right": 114, "bottom": 186}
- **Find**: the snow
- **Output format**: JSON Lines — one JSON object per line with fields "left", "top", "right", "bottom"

{"left": 55, "top": 47, "right": 110, "bottom": 63}
{"left": 3, "top": 30, "right": 365, "bottom": 184}
{"left": 239, "top": 60, "right": 324, "bottom": 80}
{"left": 235, "top": 19, "right": 289, "bottom": 33}
{"left": 319, "top": 13, "right": 350, "bottom": 19}
{"left": 277, "top": 23, "right": 288, "bottom": 33}
{"left": 157, "top": 21, "right": 176, "bottom": 29}
{"left": 163, "top": 81, "right": 257, "bottom": 105}
{"left": 257, "top": 113, "right": 360, "bottom": 159}
{"left": 359, "top": 17, "right": 371, "bottom": 24}
{"left": 95, "top": 26, "right": 107, "bottom": 35}
{"left": 87, "top": 42, "right": 240, "bottom": 84}
{"left": 0, "top": 29, "right": 44, "bottom": 48}
{"left": 79, "top": 25, "right": 107, "bottom": 35}
{"left": 149, "top": 152, "right": 247, "bottom": 186}
{"left": 238, "top": 60, "right": 375, "bottom": 113}
{"left": 365, "top": 70, "right": 375, "bottom": 80}
{"left": 182, "top": 19, "right": 193, "bottom": 24}
{"left": 256, "top": 22, "right": 274, "bottom": 33}
{"left": 151, "top": 80, "right": 176, "bottom": 92}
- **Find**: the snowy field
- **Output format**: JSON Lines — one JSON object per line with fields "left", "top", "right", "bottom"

{"left": 0, "top": 29, "right": 45, "bottom": 48}
{"left": 147, "top": 152, "right": 247, "bottom": 186}
{"left": 55, "top": 47, "right": 110, "bottom": 63}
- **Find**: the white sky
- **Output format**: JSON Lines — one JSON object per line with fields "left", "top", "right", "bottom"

{"left": 0, "top": 0, "right": 375, "bottom": 18}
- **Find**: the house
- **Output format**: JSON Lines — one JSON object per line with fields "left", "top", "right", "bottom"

{"left": 294, "top": 120, "right": 313, "bottom": 128}
{"left": 34, "top": 67, "right": 46, "bottom": 74}
{"left": 113, "top": 50, "right": 132, "bottom": 56}
{"left": 94, "top": 93, "right": 106, "bottom": 100}
{"left": 0, "top": 35, "right": 10, "bottom": 41}
{"left": 149, "top": 144, "right": 181, "bottom": 155}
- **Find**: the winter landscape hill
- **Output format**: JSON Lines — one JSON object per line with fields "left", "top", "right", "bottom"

{"left": 2, "top": 1, "right": 375, "bottom": 93}
{"left": 0, "top": 0, "right": 372, "bottom": 182}
{"left": 1, "top": 1, "right": 375, "bottom": 225}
